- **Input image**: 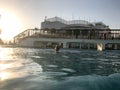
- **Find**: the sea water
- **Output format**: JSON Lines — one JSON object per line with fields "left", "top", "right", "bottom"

{"left": 0, "top": 47, "right": 120, "bottom": 90}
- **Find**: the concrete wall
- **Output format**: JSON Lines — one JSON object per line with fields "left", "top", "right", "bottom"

{"left": 18, "top": 37, "right": 120, "bottom": 51}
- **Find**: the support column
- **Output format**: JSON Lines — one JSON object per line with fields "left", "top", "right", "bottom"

{"left": 88, "top": 43, "right": 90, "bottom": 49}
{"left": 114, "top": 44, "right": 118, "bottom": 50}
{"left": 63, "top": 42, "right": 67, "bottom": 48}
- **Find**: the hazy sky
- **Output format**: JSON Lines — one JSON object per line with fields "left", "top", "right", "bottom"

{"left": 0, "top": 0, "right": 120, "bottom": 38}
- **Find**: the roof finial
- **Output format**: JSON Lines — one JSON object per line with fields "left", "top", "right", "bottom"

{"left": 44, "top": 16, "right": 47, "bottom": 21}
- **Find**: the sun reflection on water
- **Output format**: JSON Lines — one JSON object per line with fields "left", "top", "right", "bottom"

{"left": 0, "top": 62, "right": 13, "bottom": 81}
{"left": 0, "top": 47, "right": 43, "bottom": 81}
{"left": 0, "top": 48, "right": 22, "bottom": 81}
{"left": 0, "top": 72, "right": 10, "bottom": 80}
{"left": 0, "top": 62, "right": 20, "bottom": 81}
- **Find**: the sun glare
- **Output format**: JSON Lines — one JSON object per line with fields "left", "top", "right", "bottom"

{"left": 0, "top": 9, "right": 21, "bottom": 41}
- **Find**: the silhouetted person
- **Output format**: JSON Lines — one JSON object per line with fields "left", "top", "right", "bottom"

{"left": 54, "top": 45, "right": 60, "bottom": 52}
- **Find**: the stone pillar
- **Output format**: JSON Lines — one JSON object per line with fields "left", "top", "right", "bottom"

{"left": 88, "top": 43, "right": 90, "bottom": 49}
{"left": 63, "top": 42, "right": 67, "bottom": 48}
{"left": 114, "top": 44, "right": 118, "bottom": 50}
{"left": 102, "top": 43, "right": 105, "bottom": 50}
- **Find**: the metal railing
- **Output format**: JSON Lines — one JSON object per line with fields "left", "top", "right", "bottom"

{"left": 14, "top": 29, "right": 120, "bottom": 43}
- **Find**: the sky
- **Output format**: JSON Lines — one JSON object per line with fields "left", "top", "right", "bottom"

{"left": 0, "top": 0, "right": 120, "bottom": 41}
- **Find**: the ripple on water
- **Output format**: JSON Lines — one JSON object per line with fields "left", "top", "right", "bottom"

{"left": 0, "top": 48, "right": 120, "bottom": 90}
{"left": 31, "top": 55, "right": 45, "bottom": 59}
{"left": 46, "top": 65, "right": 58, "bottom": 68}
{"left": 61, "top": 68, "right": 76, "bottom": 73}
{"left": 43, "top": 71, "right": 68, "bottom": 77}
{"left": 62, "top": 55, "right": 69, "bottom": 58}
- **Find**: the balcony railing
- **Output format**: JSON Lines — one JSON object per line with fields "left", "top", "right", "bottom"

{"left": 14, "top": 29, "right": 120, "bottom": 43}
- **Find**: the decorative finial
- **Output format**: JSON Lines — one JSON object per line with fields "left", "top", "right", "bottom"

{"left": 45, "top": 16, "right": 47, "bottom": 21}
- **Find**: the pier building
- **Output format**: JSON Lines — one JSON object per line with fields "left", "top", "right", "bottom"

{"left": 14, "top": 17, "right": 120, "bottom": 51}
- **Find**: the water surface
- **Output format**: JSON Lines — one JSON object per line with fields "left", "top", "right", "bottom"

{"left": 0, "top": 47, "right": 120, "bottom": 90}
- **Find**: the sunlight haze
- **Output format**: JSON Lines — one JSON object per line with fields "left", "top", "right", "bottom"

{"left": 0, "top": 9, "right": 21, "bottom": 41}
{"left": 0, "top": 0, "right": 120, "bottom": 41}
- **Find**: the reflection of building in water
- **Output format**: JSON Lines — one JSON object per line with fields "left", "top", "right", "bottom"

{"left": 14, "top": 17, "right": 120, "bottom": 50}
